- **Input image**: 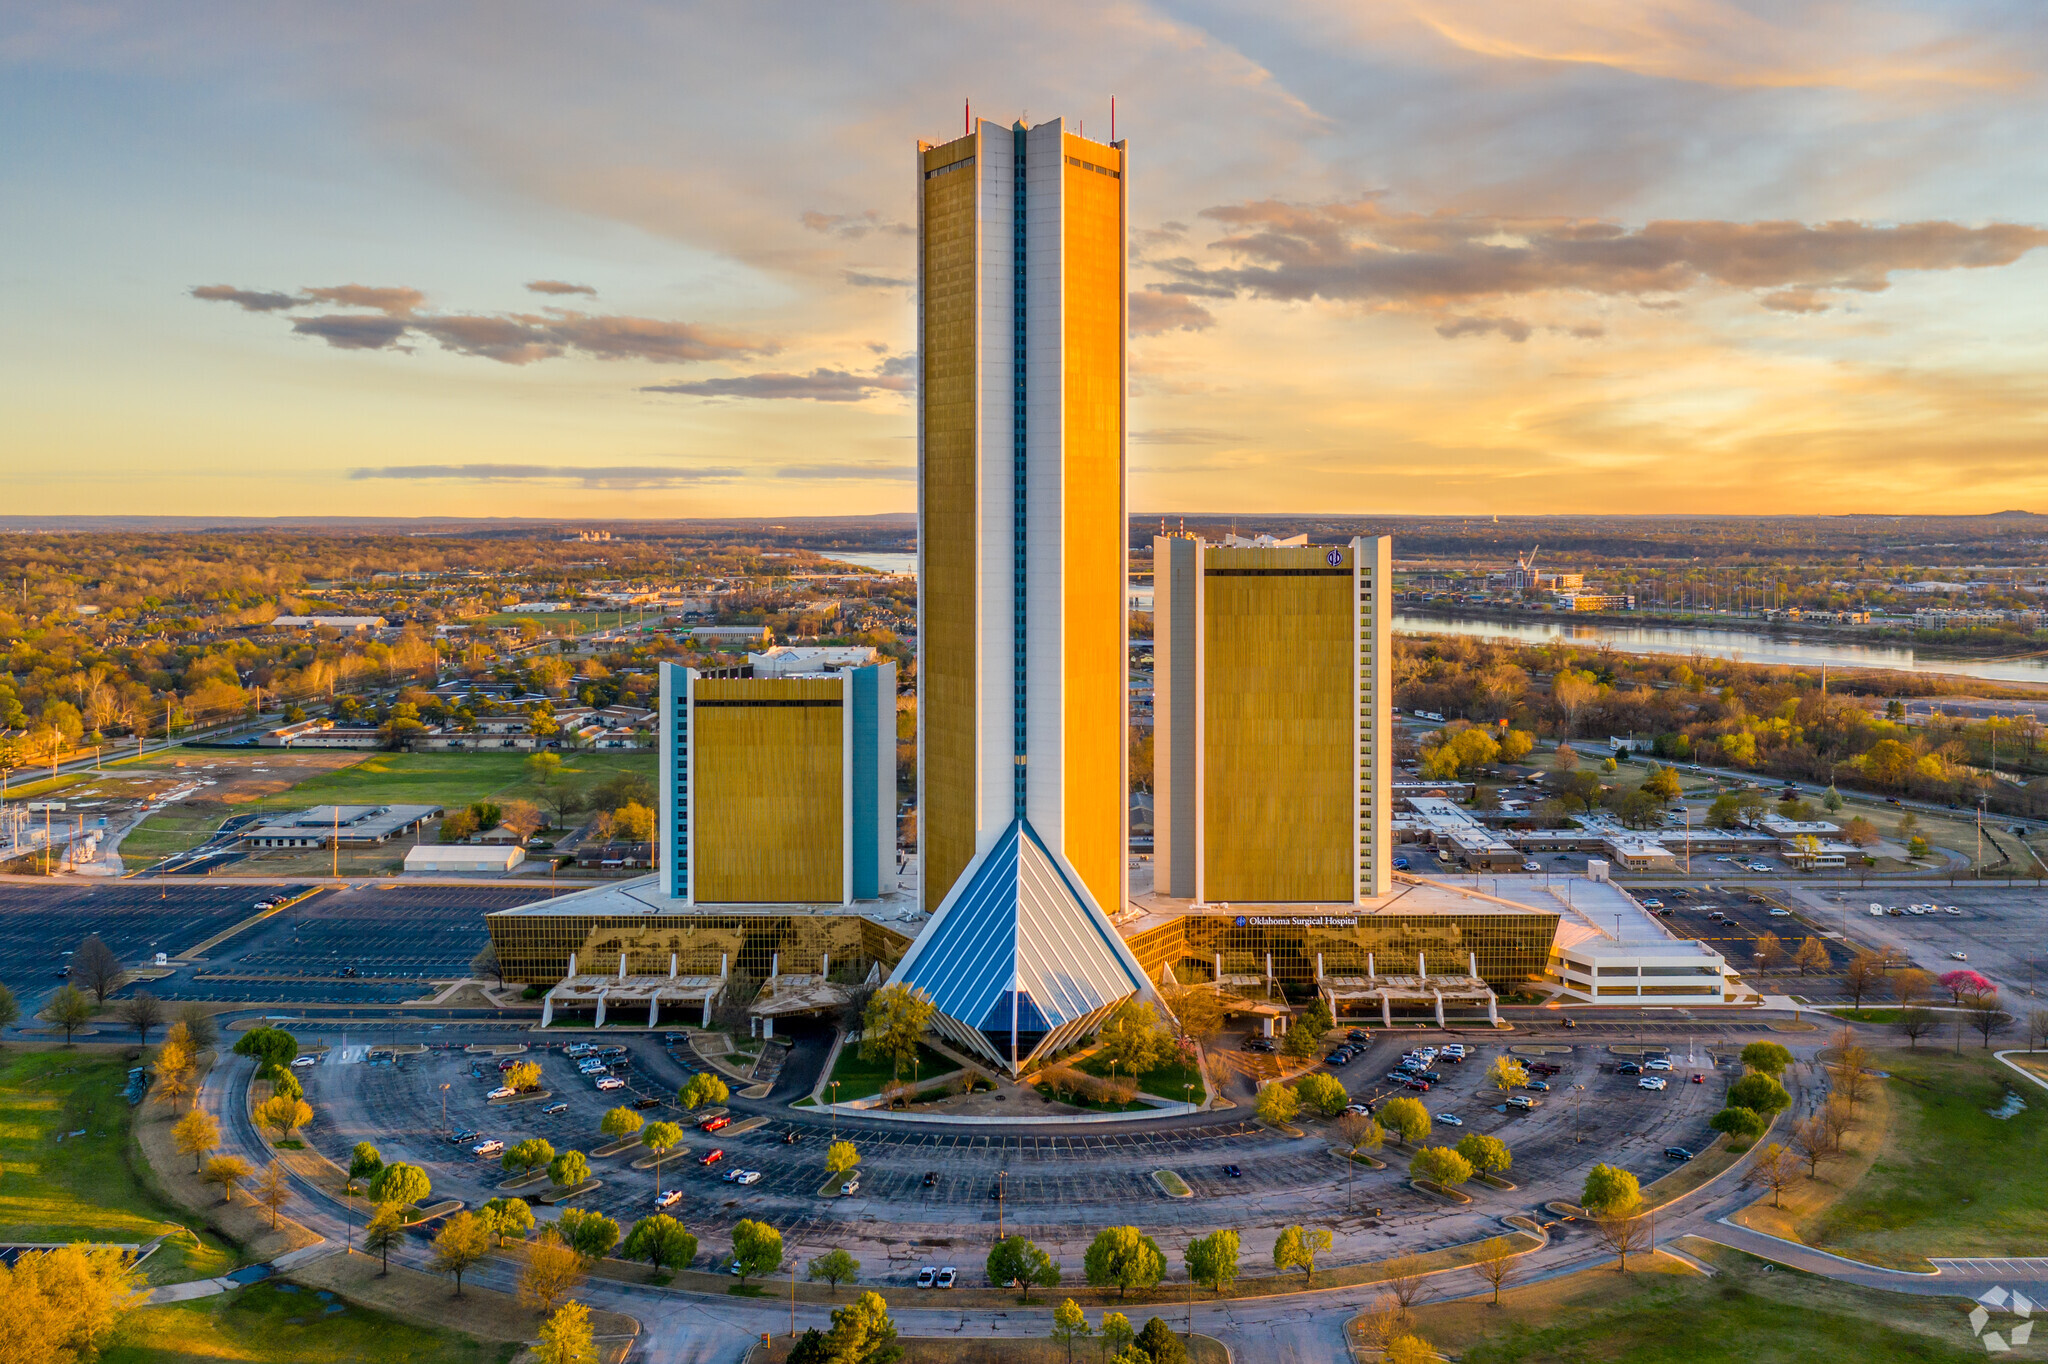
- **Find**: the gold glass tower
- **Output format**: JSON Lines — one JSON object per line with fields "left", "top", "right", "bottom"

{"left": 895, "top": 114, "right": 1150, "bottom": 1073}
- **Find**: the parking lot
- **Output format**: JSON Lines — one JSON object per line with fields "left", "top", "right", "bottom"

{"left": 0, "top": 881, "right": 307, "bottom": 1006}
{"left": 1788, "top": 885, "right": 2048, "bottom": 998}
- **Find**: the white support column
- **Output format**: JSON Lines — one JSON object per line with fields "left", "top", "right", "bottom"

{"left": 720, "top": 952, "right": 729, "bottom": 980}
{"left": 1469, "top": 951, "right": 1479, "bottom": 980}
{"left": 669, "top": 953, "right": 678, "bottom": 980}
{"left": 821, "top": 952, "right": 830, "bottom": 980}
{"left": 1417, "top": 951, "right": 1427, "bottom": 981}
{"left": 567, "top": 951, "right": 578, "bottom": 977}
{"left": 770, "top": 952, "right": 779, "bottom": 980}
{"left": 594, "top": 990, "right": 608, "bottom": 1029}
{"left": 1367, "top": 952, "right": 1375, "bottom": 982}
{"left": 1433, "top": 990, "right": 1445, "bottom": 1028}
{"left": 541, "top": 992, "right": 554, "bottom": 1028}
{"left": 1214, "top": 952, "right": 1223, "bottom": 984}
{"left": 1381, "top": 991, "right": 1392, "bottom": 1028}
{"left": 1316, "top": 952, "right": 1324, "bottom": 980}
{"left": 763, "top": 1016, "right": 775, "bottom": 1039}
{"left": 1261, "top": 1016, "right": 1275, "bottom": 1038}
{"left": 618, "top": 953, "right": 628, "bottom": 980}
{"left": 701, "top": 993, "right": 712, "bottom": 1028}
{"left": 1487, "top": 995, "right": 1499, "bottom": 1026}
{"left": 648, "top": 998, "right": 659, "bottom": 1029}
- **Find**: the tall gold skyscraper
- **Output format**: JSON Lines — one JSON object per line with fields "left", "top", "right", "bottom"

{"left": 891, "top": 115, "right": 1151, "bottom": 1074}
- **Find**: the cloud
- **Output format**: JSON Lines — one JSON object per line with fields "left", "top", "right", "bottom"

{"left": 1129, "top": 290, "right": 1216, "bottom": 336}
{"left": 526, "top": 279, "right": 597, "bottom": 296}
{"left": 289, "top": 314, "right": 414, "bottom": 350}
{"left": 1130, "top": 428, "right": 1244, "bottom": 445}
{"left": 1166, "top": 200, "right": 2048, "bottom": 316}
{"left": 802, "top": 210, "right": 914, "bottom": 239}
{"left": 191, "top": 284, "right": 300, "bottom": 312}
{"left": 349, "top": 463, "right": 745, "bottom": 488}
{"left": 640, "top": 367, "right": 912, "bottom": 402}
{"left": 1436, "top": 315, "right": 1532, "bottom": 342}
{"left": 775, "top": 462, "right": 914, "bottom": 480}
{"left": 302, "top": 284, "right": 424, "bottom": 315}
{"left": 844, "top": 270, "right": 913, "bottom": 289}
{"left": 194, "top": 283, "right": 774, "bottom": 364}
{"left": 1760, "top": 288, "right": 1832, "bottom": 313}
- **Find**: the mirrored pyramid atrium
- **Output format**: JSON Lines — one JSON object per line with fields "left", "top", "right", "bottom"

{"left": 888, "top": 819, "right": 1149, "bottom": 1072}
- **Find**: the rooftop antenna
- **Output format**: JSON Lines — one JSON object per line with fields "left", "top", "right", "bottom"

{"left": 965, "top": 98, "right": 971, "bottom": 136}
{"left": 1111, "top": 96, "right": 1116, "bottom": 143}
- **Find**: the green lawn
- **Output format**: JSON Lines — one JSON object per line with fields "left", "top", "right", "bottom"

{"left": 824, "top": 1041, "right": 958, "bottom": 1102}
{"left": 0, "top": 1051, "right": 235, "bottom": 1283}
{"left": 106, "top": 1282, "right": 516, "bottom": 1364}
{"left": 1076, "top": 1050, "right": 1204, "bottom": 1103}
{"left": 1803, "top": 1048, "right": 2047, "bottom": 1266}
{"left": 1418, "top": 1242, "right": 1985, "bottom": 1364}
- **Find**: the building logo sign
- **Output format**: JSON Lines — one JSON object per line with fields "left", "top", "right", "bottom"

{"left": 1240, "top": 915, "right": 1361, "bottom": 929}
{"left": 1970, "top": 1286, "right": 2034, "bottom": 1353}
{"left": 1326, "top": 549, "right": 1344, "bottom": 567}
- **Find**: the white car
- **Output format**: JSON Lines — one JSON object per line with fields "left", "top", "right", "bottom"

{"left": 1441, "top": 1044, "right": 1466, "bottom": 1058}
{"left": 1951, "top": 952, "right": 1969, "bottom": 961}
{"left": 487, "top": 1086, "right": 516, "bottom": 1100}
{"left": 937, "top": 1267, "right": 957, "bottom": 1289}
{"left": 1768, "top": 908, "right": 1791, "bottom": 917}
{"left": 1435, "top": 1113, "right": 1463, "bottom": 1127}
{"left": 1644, "top": 1058, "right": 1671, "bottom": 1071}
{"left": 1638, "top": 1077, "right": 1668, "bottom": 1091}
{"left": 471, "top": 1140, "right": 504, "bottom": 1156}
{"left": 917, "top": 1267, "right": 937, "bottom": 1288}
{"left": 1522, "top": 861, "right": 1543, "bottom": 872}
{"left": 1944, "top": 906, "right": 1963, "bottom": 916}
{"left": 734, "top": 1170, "right": 761, "bottom": 1185}
{"left": 654, "top": 1189, "right": 683, "bottom": 1208}
{"left": 291, "top": 1055, "right": 317, "bottom": 1068}
{"left": 841, "top": 1177, "right": 860, "bottom": 1195}
{"left": 1641, "top": 898, "right": 1664, "bottom": 910}
{"left": 595, "top": 1076, "right": 626, "bottom": 1091}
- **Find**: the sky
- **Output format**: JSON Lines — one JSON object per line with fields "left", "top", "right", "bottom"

{"left": 4, "top": 1, "right": 2048, "bottom": 519}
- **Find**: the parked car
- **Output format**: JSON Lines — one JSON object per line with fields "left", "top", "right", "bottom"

{"left": 937, "top": 1267, "right": 957, "bottom": 1289}
{"left": 1665, "top": 1147, "right": 1694, "bottom": 1162}
{"left": 471, "top": 1140, "right": 504, "bottom": 1157}
{"left": 1504, "top": 1095, "right": 1537, "bottom": 1110}
{"left": 541, "top": 1101, "right": 569, "bottom": 1116}
{"left": 735, "top": 1170, "right": 761, "bottom": 1185}
{"left": 1952, "top": 951, "right": 1969, "bottom": 961}
{"left": 1435, "top": 1113, "right": 1464, "bottom": 1127}
{"left": 1347, "top": 1029, "right": 1371, "bottom": 1042}
{"left": 654, "top": 1189, "right": 683, "bottom": 1208}
{"left": 1644, "top": 1058, "right": 1672, "bottom": 1071}
{"left": 700, "top": 1114, "right": 732, "bottom": 1132}
{"left": 1525, "top": 1079, "right": 1551, "bottom": 1092}
{"left": 699, "top": 1149, "right": 724, "bottom": 1165}
{"left": 841, "top": 1177, "right": 861, "bottom": 1195}
{"left": 595, "top": 1077, "right": 625, "bottom": 1091}
{"left": 634, "top": 1095, "right": 662, "bottom": 1109}
{"left": 922, "top": 1171, "right": 938, "bottom": 1188}
{"left": 291, "top": 1055, "right": 317, "bottom": 1069}
{"left": 917, "top": 1267, "right": 937, "bottom": 1288}
{"left": 1522, "top": 860, "right": 1543, "bottom": 872}
{"left": 487, "top": 1086, "right": 516, "bottom": 1100}
{"left": 1223, "top": 1164, "right": 1243, "bottom": 1178}
{"left": 1641, "top": 898, "right": 1664, "bottom": 910}
{"left": 1639, "top": 1077, "right": 1669, "bottom": 1091}
{"left": 1616, "top": 1062, "right": 1642, "bottom": 1075}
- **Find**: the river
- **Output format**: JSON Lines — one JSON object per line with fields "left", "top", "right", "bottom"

{"left": 816, "top": 554, "right": 2048, "bottom": 685}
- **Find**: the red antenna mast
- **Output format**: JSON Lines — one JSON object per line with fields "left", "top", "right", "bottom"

{"left": 1111, "top": 96, "right": 1116, "bottom": 142}
{"left": 964, "top": 98, "right": 971, "bottom": 136}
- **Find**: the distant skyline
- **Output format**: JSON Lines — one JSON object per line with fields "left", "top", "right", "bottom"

{"left": 6, "top": 3, "right": 2048, "bottom": 517}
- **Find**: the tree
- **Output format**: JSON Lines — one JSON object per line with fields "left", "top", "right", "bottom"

{"left": 1411, "top": 1145, "right": 1474, "bottom": 1191}
{"left": 557, "top": 1207, "right": 621, "bottom": 1262}
{"left": 526, "top": 751, "right": 564, "bottom": 787}
{"left": 40, "top": 985, "right": 94, "bottom": 1042}
{"left": 247, "top": 1160, "right": 291, "bottom": 1230}
{"left": 1728, "top": 1073, "right": 1792, "bottom": 1116}
{"left": 535, "top": 1300, "right": 596, "bottom": 1364}
{"left": 1499, "top": 728, "right": 1536, "bottom": 762}
{"left": 1843, "top": 816, "right": 1880, "bottom": 847}
{"left": 481, "top": 1196, "right": 535, "bottom": 1247}
{"left": 431, "top": 1211, "right": 493, "bottom": 1296}
{"left": 1939, "top": 969, "right": 1994, "bottom": 1003}
{"left": 1456, "top": 1133, "right": 1512, "bottom": 1179}
{"left": 1472, "top": 1235, "right": 1520, "bottom": 1304}
{"left": 1280, "top": 1016, "right": 1321, "bottom": 1060}
{"left": 1272, "top": 1224, "right": 1333, "bottom": 1283}
{"left": 1052, "top": 1298, "right": 1092, "bottom": 1364}
{"left": 1378, "top": 1096, "right": 1432, "bottom": 1145}
{"left": 256, "top": 1093, "right": 313, "bottom": 1143}
{"left": 625, "top": 1214, "right": 698, "bottom": 1272}
{"left": 1792, "top": 1113, "right": 1837, "bottom": 1177}
{"left": 1387, "top": 1336, "right": 1437, "bottom": 1364}
{"left": 641, "top": 1121, "right": 682, "bottom": 1192}
{"left": 1486, "top": 1056, "right": 1529, "bottom": 1091}
{"left": 826, "top": 1139, "right": 861, "bottom": 1182}
{"left": 1581, "top": 1164, "right": 1640, "bottom": 1217}
{"left": 519, "top": 1229, "right": 586, "bottom": 1311}
{"left": 1296, "top": 1072, "right": 1349, "bottom": 1119}
{"left": 1338, "top": 1112, "right": 1385, "bottom": 1160}
{"left": 1136, "top": 1317, "right": 1188, "bottom": 1364}
{"left": 440, "top": 808, "right": 479, "bottom": 843}
{"left": 232, "top": 1025, "right": 298, "bottom": 1072}
{"left": 789, "top": 1329, "right": 831, "bottom": 1364}
{"left": 1083, "top": 1226, "right": 1165, "bottom": 1298}
{"left": 499, "top": 799, "right": 543, "bottom": 842}
{"left": 548, "top": 1150, "right": 591, "bottom": 1189}
{"left": 1098, "top": 998, "right": 1172, "bottom": 1075}
{"left": 1753, "top": 1141, "right": 1800, "bottom": 1208}
{"left": 1709, "top": 1106, "right": 1767, "bottom": 1143}
{"left": 173, "top": 1108, "right": 220, "bottom": 1172}
{"left": 1185, "top": 1228, "right": 1239, "bottom": 1295}
{"left": 370, "top": 1161, "right": 431, "bottom": 1209}
{"left": 1552, "top": 741, "right": 1579, "bottom": 771}
{"left": 203, "top": 1154, "right": 252, "bottom": 1205}
{"left": 504, "top": 1137, "right": 554, "bottom": 1177}
{"left": 678, "top": 1070, "right": 729, "bottom": 1111}
{"left": 1356, "top": 1294, "right": 1416, "bottom": 1353}
{"left": 1793, "top": 938, "right": 1831, "bottom": 976}
{"left": 1968, "top": 1001, "right": 2015, "bottom": 1048}
{"left": 1642, "top": 764, "right": 1683, "bottom": 801}
{"left": 1100, "top": 1312, "right": 1135, "bottom": 1359}
{"left": 859, "top": 984, "right": 937, "bottom": 1079}
{"left": 113, "top": 991, "right": 165, "bottom": 1043}
{"left": 1891, "top": 968, "right": 1936, "bottom": 1008}
{"left": 364, "top": 1205, "right": 406, "bottom": 1274}
{"left": 1254, "top": 1082, "right": 1300, "bottom": 1128}
{"left": 1740, "top": 1042, "right": 1793, "bottom": 1076}
{"left": 1843, "top": 951, "right": 1886, "bottom": 1009}
{"left": 823, "top": 1290, "right": 899, "bottom": 1364}
{"left": 265, "top": 1065, "right": 303, "bottom": 1104}
{"left": 0, "top": 1242, "right": 144, "bottom": 1363}
{"left": 71, "top": 933, "right": 123, "bottom": 1003}
{"left": 1162, "top": 985, "right": 1226, "bottom": 1047}
{"left": 505, "top": 1059, "right": 542, "bottom": 1092}
{"left": 987, "top": 1235, "right": 1060, "bottom": 1301}
{"left": 730, "top": 1218, "right": 783, "bottom": 1286}
{"left": 1822, "top": 784, "right": 1844, "bottom": 811}
{"left": 806, "top": 1247, "right": 860, "bottom": 1294}
{"left": 2029, "top": 1008, "right": 2048, "bottom": 1052}
{"left": 1753, "top": 931, "right": 1786, "bottom": 973}
{"left": 0, "top": 981, "right": 18, "bottom": 1045}
{"left": 470, "top": 942, "right": 504, "bottom": 986}
{"left": 600, "top": 1106, "right": 644, "bottom": 1142}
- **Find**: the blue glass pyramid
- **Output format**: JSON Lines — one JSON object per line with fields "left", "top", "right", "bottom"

{"left": 892, "top": 819, "right": 1146, "bottom": 1072}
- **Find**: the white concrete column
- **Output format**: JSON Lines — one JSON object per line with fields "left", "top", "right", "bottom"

{"left": 1381, "top": 991, "right": 1392, "bottom": 1028}
{"left": 1261, "top": 1016, "right": 1275, "bottom": 1038}
{"left": 821, "top": 953, "right": 830, "bottom": 980}
{"left": 669, "top": 953, "right": 678, "bottom": 979}
{"left": 1433, "top": 990, "right": 1445, "bottom": 1028}
{"left": 1469, "top": 951, "right": 1479, "bottom": 979}
{"left": 541, "top": 994, "right": 554, "bottom": 1028}
{"left": 1214, "top": 952, "right": 1223, "bottom": 983}
{"left": 567, "top": 951, "right": 578, "bottom": 977}
{"left": 648, "top": 998, "right": 659, "bottom": 1028}
{"left": 618, "top": 954, "right": 628, "bottom": 980}
{"left": 770, "top": 952, "right": 779, "bottom": 980}
{"left": 1417, "top": 951, "right": 1427, "bottom": 980}
{"left": 701, "top": 994, "right": 712, "bottom": 1027}
{"left": 1487, "top": 995, "right": 1499, "bottom": 1026}
{"left": 1367, "top": 953, "right": 1375, "bottom": 982}
{"left": 1316, "top": 952, "right": 1325, "bottom": 980}
{"left": 720, "top": 952, "right": 729, "bottom": 980}
{"left": 763, "top": 1016, "right": 775, "bottom": 1039}
{"left": 594, "top": 991, "right": 607, "bottom": 1029}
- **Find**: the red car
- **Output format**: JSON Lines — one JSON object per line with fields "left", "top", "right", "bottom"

{"left": 699, "top": 1148, "right": 724, "bottom": 1165}
{"left": 700, "top": 1115, "right": 732, "bottom": 1133}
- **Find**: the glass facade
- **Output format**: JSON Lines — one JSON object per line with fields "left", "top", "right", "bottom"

{"left": 1124, "top": 910, "right": 1559, "bottom": 993}
{"left": 488, "top": 910, "right": 912, "bottom": 987}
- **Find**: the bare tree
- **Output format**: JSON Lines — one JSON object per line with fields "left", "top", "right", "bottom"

{"left": 1842, "top": 951, "right": 1885, "bottom": 1007}
{"left": 1791, "top": 1114, "right": 1837, "bottom": 1177}
{"left": 71, "top": 934, "right": 123, "bottom": 1004}
{"left": 253, "top": 1160, "right": 291, "bottom": 1229}
{"left": 1967, "top": 1002, "right": 2015, "bottom": 1049}
{"left": 1894, "top": 1008, "right": 1939, "bottom": 1048}
{"left": 1819, "top": 1096, "right": 1855, "bottom": 1148}
{"left": 1355, "top": 1293, "right": 1414, "bottom": 1353}
{"left": 113, "top": 991, "right": 165, "bottom": 1044}
{"left": 470, "top": 942, "right": 503, "bottom": 987}
{"left": 176, "top": 1003, "right": 219, "bottom": 1051}
{"left": 1471, "top": 1235, "right": 1520, "bottom": 1305}
{"left": 1753, "top": 931, "right": 1786, "bottom": 975}
{"left": 2030, "top": 1008, "right": 2048, "bottom": 1052}
{"left": 1890, "top": 968, "right": 1936, "bottom": 1008}
{"left": 1379, "top": 1255, "right": 1428, "bottom": 1307}
{"left": 1593, "top": 1209, "right": 1653, "bottom": 1272}
{"left": 1752, "top": 1142, "right": 1800, "bottom": 1209}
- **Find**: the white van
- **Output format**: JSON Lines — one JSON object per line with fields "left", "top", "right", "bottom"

{"left": 1869, "top": 904, "right": 1886, "bottom": 916}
